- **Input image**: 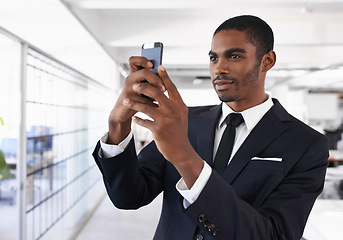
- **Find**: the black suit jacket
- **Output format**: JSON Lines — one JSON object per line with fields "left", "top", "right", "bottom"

{"left": 93, "top": 98, "right": 329, "bottom": 240}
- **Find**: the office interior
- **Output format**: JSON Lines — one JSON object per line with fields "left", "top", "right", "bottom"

{"left": 0, "top": 0, "right": 343, "bottom": 239}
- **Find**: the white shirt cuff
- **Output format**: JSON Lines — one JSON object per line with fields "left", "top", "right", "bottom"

{"left": 176, "top": 161, "right": 212, "bottom": 208}
{"left": 99, "top": 131, "right": 133, "bottom": 158}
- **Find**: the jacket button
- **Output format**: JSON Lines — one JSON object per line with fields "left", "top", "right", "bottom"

{"left": 198, "top": 214, "right": 206, "bottom": 223}
{"left": 195, "top": 234, "right": 204, "bottom": 240}
{"left": 207, "top": 223, "right": 219, "bottom": 236}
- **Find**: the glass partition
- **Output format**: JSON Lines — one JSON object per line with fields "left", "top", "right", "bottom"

{"left": 0, "top": 31, "right": 21, "bottom": 240}
{"left": 0, "top": 27, "right": 113, "bottom": 240}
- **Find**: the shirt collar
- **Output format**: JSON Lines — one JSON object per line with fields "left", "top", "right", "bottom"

{"left": 218, "top": 96, "right": 274, "bottom": 132}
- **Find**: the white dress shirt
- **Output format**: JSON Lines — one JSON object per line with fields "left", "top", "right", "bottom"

{"left": 99, "top": 97, "right": 273, "bottom": 208}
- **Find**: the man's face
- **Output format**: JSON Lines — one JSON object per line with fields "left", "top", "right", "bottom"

{"left": 209, "top": 30, "right": 264, "bottom": 107}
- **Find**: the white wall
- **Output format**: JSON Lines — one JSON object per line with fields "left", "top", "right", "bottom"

{"left": 0, "top": 0, "right": 117, "bottom": 88}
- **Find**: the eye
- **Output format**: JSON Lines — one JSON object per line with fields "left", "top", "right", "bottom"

{"left": 229, "top": 54, "right": 242, "bottom": 60}
{"left": 209, "top": 55, "right": 218, "bottom": 63}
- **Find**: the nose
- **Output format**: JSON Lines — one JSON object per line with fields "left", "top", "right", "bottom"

{"left": 214, "top": 59, "right": 230, "bottom": 75}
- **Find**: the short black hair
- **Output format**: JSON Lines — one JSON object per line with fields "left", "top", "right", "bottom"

{"left": 214, "top": 15, "right": 274, "bottom": 62}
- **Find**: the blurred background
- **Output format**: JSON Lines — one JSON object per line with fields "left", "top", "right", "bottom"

{"left": 0, "top": 0, "right": 343, "bottom": 239}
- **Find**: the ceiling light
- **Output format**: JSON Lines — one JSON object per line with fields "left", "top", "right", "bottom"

{"left": 193, "top": 79, "right": 203, "bottom": 85}
{"left": 301, "top": 7, "right": 313, "bottom": 14}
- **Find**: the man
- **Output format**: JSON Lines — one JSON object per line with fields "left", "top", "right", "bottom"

{"left": 93, "top": 15, "right": 329, "bottom": 240}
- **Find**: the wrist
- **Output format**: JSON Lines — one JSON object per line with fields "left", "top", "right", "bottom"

{"left": 108, "top": 119, "right": 131, "bottom": 145}
{"left": 173, "top": 146, "right": 204, "bottom": 189}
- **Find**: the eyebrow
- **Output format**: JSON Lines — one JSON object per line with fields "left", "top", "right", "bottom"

{"left": 208, "top": 48, "right": 247, "bottom": 56}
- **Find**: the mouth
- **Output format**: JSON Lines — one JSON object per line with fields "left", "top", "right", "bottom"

{"left": 213, "top": 77, "right": 235, "bottom": 91}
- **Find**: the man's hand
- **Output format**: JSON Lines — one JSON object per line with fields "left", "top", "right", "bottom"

{"left": 123, "top": 65, "right": 204, "bottom": 188}
{"left": 108, "top": 56, "right": 165, "bottom": 145}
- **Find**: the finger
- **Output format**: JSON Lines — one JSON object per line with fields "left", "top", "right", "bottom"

{"left": 132, "top": 115, "right": 154, "bottom": 131}
{"left": 133, "top": 81, "right": 166, "bottom": 103}
{"left": 123, "top": 98, "right": 158, "bottom": 120}
{"left": 158, "top": 65, "right": 183, "bottom": 101}
{"left": 129, "top": 56, "right": 153, "bottom": 73}
{"left": 126, "top": 92, "right": 159, "bottom": 107}
{"left": 131, "top": 69, "right": 166, "bottom": 92}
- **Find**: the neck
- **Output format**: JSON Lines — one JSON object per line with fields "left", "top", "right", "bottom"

{"left": 225, "top": 93, "right": 269, "bottom": 112}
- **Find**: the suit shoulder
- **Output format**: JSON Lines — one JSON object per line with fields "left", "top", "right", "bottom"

{"left": 287, "top": 114, "right": 328, "bottom": 146}
{"left": 188, "top": 105, "right": 218, "bottom": 116}
{"left": 272, "top": 99, "right": 326, "bottom": 139}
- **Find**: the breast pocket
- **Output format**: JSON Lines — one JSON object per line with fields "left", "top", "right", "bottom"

{"left": 233, "top": 159, "right": 285, "bottom": 206}
{"left": 247, "top": 158, "right": 285, "bottom": 172}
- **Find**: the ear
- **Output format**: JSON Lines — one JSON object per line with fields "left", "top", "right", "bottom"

{"left": 261, "top": 50, "right": 276, "bottom": 73}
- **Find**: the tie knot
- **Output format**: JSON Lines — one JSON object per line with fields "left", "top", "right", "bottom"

{"left": 225, "top": 113, "right": 244, "bottom": 127}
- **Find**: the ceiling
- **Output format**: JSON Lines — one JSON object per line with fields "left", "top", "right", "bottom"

{"left": 61, "top": 0, "right": 343, "bottom": 90}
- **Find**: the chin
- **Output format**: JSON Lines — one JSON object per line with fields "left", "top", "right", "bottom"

{"left": 218, "top": 95, "right": 237, "bottom": 103}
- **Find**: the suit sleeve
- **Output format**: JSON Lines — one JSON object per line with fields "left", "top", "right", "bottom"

{"left": 183, "top": 134, "right": 329, "bottom": 240}
{"left": 92, "top": 137, "right": 165, "bottom": 209}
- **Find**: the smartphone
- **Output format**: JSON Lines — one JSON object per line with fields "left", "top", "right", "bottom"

{"left": 141, "top": 42, "right": 163, "bottom": 75}
{"left": 140, "top": 42, "right": 163, "bottom": 101}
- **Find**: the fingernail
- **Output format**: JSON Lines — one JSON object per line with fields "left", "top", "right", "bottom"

{"left": 159, "top": 65, "right": 166, "bottom": 72}
{"left": 133, "top": 84, "right": 139, "bottom": 90}
{"left": 161, "top": 85, "right": 166, "bottom": 92}
{"left": 147, "top": 61, "right": 153, "bottom": 68}
{"left": 123, "top": 98, "right": 130, "bottom": 105}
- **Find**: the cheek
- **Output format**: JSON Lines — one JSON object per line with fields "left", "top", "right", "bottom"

{"left": 235, "top": 64, "right": 249, "bottom": 75}
{"left": 241, "top": 66, "right": 260, "bottom": 87}
{"left": 209, "top": 66, "right": 216, "bottom": 79}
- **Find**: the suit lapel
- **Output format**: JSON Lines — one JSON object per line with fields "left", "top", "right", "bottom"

{"left": 196, "top": 104, "right": 222, "bottom": 166}
{"left": 222, "top": 99, "right": 290, "bottom": 184}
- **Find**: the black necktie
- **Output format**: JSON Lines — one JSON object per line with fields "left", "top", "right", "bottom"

{"left": 213, "top": 113, "right": 244, "bottom": 174}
